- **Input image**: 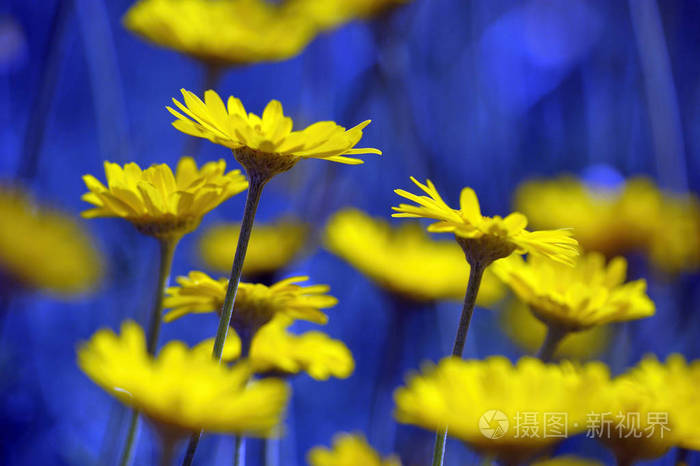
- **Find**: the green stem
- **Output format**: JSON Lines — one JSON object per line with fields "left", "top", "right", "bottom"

{"left": 537, "top": 326, "right": 568, "bottom": 363}
{"left": 119, "top": 237, "right": 178, "bottom": 466}
{"left": 233, "top": 435, "right": 245, "bottom": 466}
{"left": 432, "top": 261, "right": 486, "bottom": 466}
{"left": 181, "top": 176, "right": 266, "bottom": 466}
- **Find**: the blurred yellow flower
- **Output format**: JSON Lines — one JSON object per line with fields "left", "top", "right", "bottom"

{"left": 392, "top": 177, "right": 579, "bottom": 266}
{"left": 307, "top": 432, "right": 401, "bottom": 466}
{"left": 324, "top": 208, "right": 504, "bottom": 304}
{"left": 0, "top": 186, "right": 102, "bottom": 296}
{"left": 195, "top": 315, "right": 354, "bottom": 380}
{"left": 596, "top": 355, "right": 700, "bottom": 462}
{"left": 199, "top": 218, "right": 307, "bottom": 278}
{"left": 163, "top": 271, "right": 336, "bottom": 331}
{"left": 493, "top": 252, "right": 654, "bottom": 332}
{"left": 77, "top": 321, "right": 289, "bottom": 437}
{"left": 123, "top": 0, "right": 317, "bottom": 67}
{"left": 515, "top": 176, "right": 700, "bottom": 273}
{"left": 168, "top": 90, "right": 381, "bottom": 178}
{"left": 81, "top": 157, "right": 247, "bottom": 240}
{"left": 499, "top": 299, "right": 610, "bottom": 360}
{"left": 285, "top": 0, "right": 412, "bottom": 30}
{"left": 531, "top": 456, "right": 603, "bottom": 466}
{"left": 394, "top": 356, "right": 610, "bottom": 463}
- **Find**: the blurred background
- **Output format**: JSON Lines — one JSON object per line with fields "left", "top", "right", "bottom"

{"left": 2, "top": 0, "right": 700, "bottom": 464}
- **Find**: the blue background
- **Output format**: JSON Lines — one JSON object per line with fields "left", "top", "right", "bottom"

{"left": 2, "top": 0, "right": 700, "bottom": 464}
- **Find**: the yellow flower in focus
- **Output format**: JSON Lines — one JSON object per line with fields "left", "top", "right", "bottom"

{"left": 163, "top": 271, "right": 337, "bottom": 332}
{"left": 123, "top": 0, "right": 317, "bottom": 67}
{"left": 515, "top": 176, "right": 700, "bottom": 273}
{"left": 493, "top": 252, "right": 655, "bottom": 332}
{"left": 168, "top": 90, "right": 381, "bottom": 179}
{"left": 596, "top": 355, "right": 700, "bottom": 462}
{"left": 195, "top": 316, "right": 354, "bottom": 380}
{"left": 77, "top": 321, "right": 289, "bottom": 437}
{"left": 0, "top": 186, "right": 102, "bottom": 296}
{"left": 199, "top": 219, "right": 307, "bottom": 278}
{"left": 81, "top": 157, "right": 248, "bottom": 240}
{"left": 531, "top": 456, "right": 603, "bottom": 466}
{"left": 285, "top": 0, "right": 412, "bottom": 30}
{"left": 392, "top": 177, "right": 579, "bottom": 266}
{"left": 394, "top": 356, "right": 610, "bottom": 463}
{"left": 499, "top": 299, "right": 610, "bottom": 360}
{"left": 307, "top": 432, "right": 401, "bottom": 466}
{"left": 324, "top": 209, "right": 504, "bottom": 304}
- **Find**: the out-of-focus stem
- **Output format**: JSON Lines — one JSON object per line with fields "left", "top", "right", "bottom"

{"left": 537, "top": 326, "right": 568, "bottom": 363}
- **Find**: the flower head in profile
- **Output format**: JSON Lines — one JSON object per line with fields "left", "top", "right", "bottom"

{"left": 195, "top": 315, "right": 354, "bottom": 381}
{"left": 123, "top": 0, "right": 317, "bottom": 67}
{"left": 392, "top": 177, "right": 579, "bottom": 266}
{"left": 163, "top": 271, "right": 336, "bottom": 332}
{"left": 324, "top": 209, "right": 504, "bottom": 304}
{"left": 285, "top": 0, "right": 412, "bottom": 30}
{"left": 493, "top": 252, "right": 654, "bottom": 332}
{"left": 81, "top": 157, "right": 248, "bottom": 240}
{"left": 394, "top": 356, "right": 609, "bottom": 464}
{"left": 307, "top": 432, "right": 401, "bottom": 466}
{"left": 199, "top": 218, "right": 307, "bottom": 278}
{"left": 77, "top": 321, "right": 289, "bottom": 437}
{"left": 168, "top": 90, "right": 381, "bottom": 179}
{"left": 595, "top": 355, "right": 700, "bottom": 463}
{"left": 0, "top": 186, "right": 102, "bottom": 296}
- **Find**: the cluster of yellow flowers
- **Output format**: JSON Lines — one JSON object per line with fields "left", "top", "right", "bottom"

{"left": 516, "top": 176, "right": 700, "bottom": 274}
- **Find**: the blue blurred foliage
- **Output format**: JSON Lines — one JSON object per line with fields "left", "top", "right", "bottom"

{"left": 2, "top": 0, "right": 700, "bottom": 464}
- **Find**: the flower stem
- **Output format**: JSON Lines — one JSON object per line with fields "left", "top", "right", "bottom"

{"left": 537, "top": 326, "right": 568, "bottom": 363}
{"left": 181, "top": 176, "right": 265, "bottom": 466}
{"left": 431, "top": 262, "right": 486, "bottom": 466}
{"left": 119, "top": 237, "right": 178, "bottom": 466}
{"left": 233, "top": 435, "right": 245, "bottom": 466}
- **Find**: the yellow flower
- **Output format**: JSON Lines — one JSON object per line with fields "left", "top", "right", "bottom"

{"left": 0, "top": 186, "right": 102, "bottom": 296}
{"left": 307, "top": 432, "right": 401, "bottom": 466}
{"left": 499, "top": 299, "right": 610, "bottom": 360}
{"left": 531, "top": 456, "right": 603, "bottom": 466}
{"left": 163, "top": 271, "right": 337, "bottom": 332}
{"left": 123, "top": 0, "right": 317, "bottom": 67}
{"left": 394, "top": 356, "right": 610, "bottom": 463}
{"left": 392, "top": 177, "right": 579, "bottom": 266}
{"left": 195, "top": 315, "right": 354, "bottom": 380}
{"left": 81, "top": 157, "right": 248, "bottom": 240}
{"left": 285, "top": 0, "right": 412, "bottom": 30}
{"left": 168, "top": 90, "right": 381, "bottom": 178}
{"left": 515, "top": 176, "right": 700, "bottom": 273}
{"left": 199, "top": 218, "right": 307, "bottom": 278}
{"left": 77, "top": 321, "right": 289, "bottom": 437}
{"left": 324, "top": 208, "right": 504, "bottom": 304}
{"left": 596, "top": 355, "right": 700, "bottom": 462}
{"left": 493, "top": 252, "right": 655, "bottom": 332}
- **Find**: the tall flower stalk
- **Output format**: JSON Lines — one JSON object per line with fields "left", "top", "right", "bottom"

{"left": 168, "top": 88, "right": 379, "bottom": 465}
{"left": 391, "top": 177, "right": 579, "bottom": 465}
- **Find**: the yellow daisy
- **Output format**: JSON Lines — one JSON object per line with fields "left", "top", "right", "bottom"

{"left": 499, "top": 299, "right": 610, "bottom": 360}
{"left": 324, "top": 208, "right": 504, "bottom": 304}
{"left": 0, "top": 186, "right": 102, "bottom": 296}
{"left": 163, "top": 271, "right": 337, "bottom": 332}
{"left": 123, "top": 0, "right": 317, "bottom": 67}
{"left": 394, "top": 356, "right": 610, "bottom": 464}
{"left": 531, "top": 456, "right": 603, "bottom": 466}
{"left": 307, "top": 432, "right": 401, "bottom": 466}
{"left": 285, "top": 0, "right": 412, "bottom": 30}
{"left": 493, "top": 252, "right": 655, "bottom": 333}
{"left": 199, "top": 218, "right": 307, "bottom": 278}
{"left": 81, "top": 157, "right": 248, "bottom": 240}
{"left": 596, "top": 355, "right": 700, "bottom": 463}
{"left": 167, "top": 89, "right": 381, "bottom": 179}
{"left": 392, "top": 177, "right": 579, "bottom": 267}
{"left": 195, "top": 315, "right": 354, "bottom": 380}
{"left": 77, "top": 321, "right": 289, "bottom": 437}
